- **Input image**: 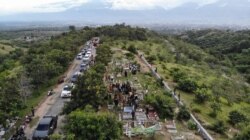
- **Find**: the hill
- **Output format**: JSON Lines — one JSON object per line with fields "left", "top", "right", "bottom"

{"left": 177, "top": 29, "right": 250, "bottom": 83}
{"left": 0, "top": 25, "right": 249, "bottom": 140}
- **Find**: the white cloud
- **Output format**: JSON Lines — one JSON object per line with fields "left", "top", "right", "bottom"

{"left": 0, "top": 0, "right": 89, "bottom": 14}
{"left": 104, "top": 0, "right": 219, "bottom": 10}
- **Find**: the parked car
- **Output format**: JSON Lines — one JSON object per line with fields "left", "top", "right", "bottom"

{"left": 76, "top": 53, "right": 83, "bottom": 60}
{"left": 71, "top": 72, "right": 81, "bottom": 83}
{"left": 82, "top": 56, "right": 90, "bottom": 63}
{"left": 60, "top": 85, "right": 72, "bottom": 98}
{"left": 85, "top": 53, "right": 90, "bottom": 58}
{"left": 80, "top": 63, "right": 88, "bottom": 72}
{"left": 81, "top": 51, "right": 86, "bottom": 56}
{"left": 80, "top": 63, "right": 87, "bottom": 68}
{"left": 32, "top": 115, "right": 58, "bottom": 140}
{"left": 86, "top": 51, "right": 91, "bottom": 55}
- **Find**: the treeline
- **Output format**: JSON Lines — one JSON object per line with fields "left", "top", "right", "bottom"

{"left": 92, "top": 23, "right": 147, "bottom": 41}
{"left": 23, "top": 31, "right": 86, "bottom": 87}
{"left": 0, "top": 28, "right": 94, "bottom": 127}
{"left": 178, "top": 29, "right": 250, "bottom": 82}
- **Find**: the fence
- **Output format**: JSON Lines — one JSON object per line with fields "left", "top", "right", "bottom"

{"left": 139, "top": 54, "right": 214, "bottom": 140}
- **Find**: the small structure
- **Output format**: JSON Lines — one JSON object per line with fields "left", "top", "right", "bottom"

{"left": 166, "top": 120, "right": 178, "bottom": 134}
{"left": 122, "top": 106, "right": 133, "bottom": 120}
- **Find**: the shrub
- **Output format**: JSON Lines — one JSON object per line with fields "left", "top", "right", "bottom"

{"left": 127, "top": 44, "right": 137, "bottom": 54}
{"left": 178, "top": 78, "right": 198, "bottom": 93}
{"left": 146, "top": 55, "right": 157, "bottom": 63}
{"left": 125, "top": 52, "right": 135, "bottom": 59}
{"left": 66, "top": 110, "right": 122, "bottom": 140}
{"left": 170, "top": 68, "right": 186, "bottom": 82}
{"left": 158, "top": 54, "right": 166, "bottom": 61}
{"left": 209, "top": 120, "right": 227, "bottom": 134}
{"left": 187, "top": 120, "right": 197, "bottom": 130}
{"left": 122, "top": 45, "right": 126, "bottom": 50}
{"left": 228, "top": 110, "right": 247, "bottom": 125}
{"left": 177, "top": 106, "right": 190, "bottom": 121}
{"left": 157, "top": 78, "right": 164, "bottom": 87}
{"left": 144, "top": 93, "right": 174, "bottom": 119}
{"left": 209, "top": 101, "right": 221, "bottom": 118}
{"left": 194, "top": 87, "right": 210, "bottom": 104}
{"left": 161, "top": 64, "right": 167, "bottom": 70}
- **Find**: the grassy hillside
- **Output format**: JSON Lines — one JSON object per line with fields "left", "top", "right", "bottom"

{"left": 105, "top": 29, "right": 250, "bottom": 139}
{"left": 177, "top": 29, "right": 250, "bottom": 83}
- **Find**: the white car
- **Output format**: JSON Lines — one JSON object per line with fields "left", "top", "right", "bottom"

{"left": 82, "top": 56, "right": 90, "bottom": 62}
{"left": 76, "top": 54, "right": 83, "bottom": 60}
{"left": 86, "top": 51, "right": 91, "bottom": 55}
{"left": 60, "top": 85, "right": 72, "bottom": 98}
{"left": 85, "top": 53, "right": 90, "bottom": 58}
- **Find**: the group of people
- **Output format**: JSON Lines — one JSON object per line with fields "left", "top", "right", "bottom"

{"left": 109, "top": 81, "right": 132, "bottom": 95}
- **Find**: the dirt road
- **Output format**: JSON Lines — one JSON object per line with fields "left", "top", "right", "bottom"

{"left": 24, "top": 44, "right": 96, "bottom": 139}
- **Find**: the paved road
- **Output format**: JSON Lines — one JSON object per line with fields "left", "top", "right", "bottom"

{"left": 25, "top": 42, "right": 96, "bottom": 139}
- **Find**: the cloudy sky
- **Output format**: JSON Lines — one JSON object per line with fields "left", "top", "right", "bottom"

{"left": 0, "top": 0, "right": 249, "bottom": 25}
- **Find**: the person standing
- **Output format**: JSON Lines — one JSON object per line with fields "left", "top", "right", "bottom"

{"left": 31, "top": 106, "right": 35, "bottom": 116}
{"left": 124, "top": 71, "right": 128, "bottom": 77}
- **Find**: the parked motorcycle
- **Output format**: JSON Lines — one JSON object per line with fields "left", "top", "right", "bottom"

{"left": 9, "top": 127, "right": 26, "bottom": 140}
{"left": 47, "top": 89, "right": 54, "bottom": 96}
{"left": 25, "top": 115, "right": 32, "bottom": 123}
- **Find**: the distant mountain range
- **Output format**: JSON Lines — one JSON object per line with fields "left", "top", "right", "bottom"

{"left": 0, "top": 0, "right": 250, "bottom": 26}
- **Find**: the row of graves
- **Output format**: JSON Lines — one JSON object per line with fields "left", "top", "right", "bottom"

{"left": 105, "top": 57, "right": 200, "bottom": 140}
{"left": 105, "top": 58, "right": 163, "bottom": 138}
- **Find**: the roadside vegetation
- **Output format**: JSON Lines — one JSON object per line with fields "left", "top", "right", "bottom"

{"left": 0, "top": 27, "right": 92, "bottom": 138}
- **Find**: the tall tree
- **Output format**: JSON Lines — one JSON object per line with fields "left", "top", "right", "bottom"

{"left": 65, "top": 110, "right": 122, "bottom": 140}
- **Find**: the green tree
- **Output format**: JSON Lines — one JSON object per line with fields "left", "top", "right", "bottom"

{"left": 210, "top": 120, "right": 226, "bottom": 134}
{"left": 127, "top": 44, "right": 137, "bottom": 54}
{"left": 178, "top": 78, "right": 198, "bottom": 93}
{"left": 177, "top": 106, "right": 190, "bottom": 121}
{"left": 229, "top": 110, "right": 247, "bottom": 125}
{"left": 210, "top": 101, "right": 221, "bottom": 117}
{"left": 65, "top": 110, "right": 122, "bottom": 140}
{"left": 194, "top": 87, "right": 211, "bottom": 104}
{"left": 144, "top": 93, "right": 174, "bottom": 119}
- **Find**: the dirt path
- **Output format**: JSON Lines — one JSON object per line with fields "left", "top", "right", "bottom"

{"left": 135, "top": 54, "right": 150, "bottom": 73}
